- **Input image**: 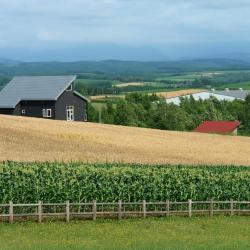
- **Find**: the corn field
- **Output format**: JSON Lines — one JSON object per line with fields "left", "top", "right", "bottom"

{"left": 0, "top": 162, "right": 249, "bottom": 203}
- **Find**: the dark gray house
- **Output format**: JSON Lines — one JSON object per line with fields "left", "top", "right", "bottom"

{"left": 0, "top": 75, "right": 88, "bottom": 121}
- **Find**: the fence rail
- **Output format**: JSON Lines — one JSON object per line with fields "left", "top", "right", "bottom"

{"left": 0, "top": 200, "right": 249, "bottom": 223}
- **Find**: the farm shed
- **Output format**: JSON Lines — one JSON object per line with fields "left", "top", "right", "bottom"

{"left": 166, "top": 89, "right": 250, "bottom": 105}
{"left": 0, "top": 75, "right": 88, "bottom": 121}
{"left": 194, "top": 121, "right": 240, "bottom": 135}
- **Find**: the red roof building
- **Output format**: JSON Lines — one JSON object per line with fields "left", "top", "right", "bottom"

{"left": 194, "top": 121, "right": 240, "bottom": 135}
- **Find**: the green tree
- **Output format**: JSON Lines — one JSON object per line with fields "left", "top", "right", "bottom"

{"left": 87, "top": 104, "right": 99, "bottom": 122}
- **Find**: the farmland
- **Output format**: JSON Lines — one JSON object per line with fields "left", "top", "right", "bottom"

{"left": 1, "top": 162, "right": 249, "bottom": 203}
{"left": 1, "top": 115, "right": 250, "bottom": 165}
{"left": 218, "top": 81, "right": 250, "bottom": 90}
{"left": 90, "top": 89, "right": 203, "bottom": 101}
{"left": 0, "top": 217, "right": 250, "bottom": 250}
{"left": 155, "top": 89, "right": 203, "bottom": 99}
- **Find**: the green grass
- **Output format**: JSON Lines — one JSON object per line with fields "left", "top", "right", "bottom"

{"left": 0, "top": 217, "right": 249, "bottom": 250}
{"left": 218, "top": 81, "right": 250, "bottom": 90}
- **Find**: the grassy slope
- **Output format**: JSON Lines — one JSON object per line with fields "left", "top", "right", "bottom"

{"left": 1, "top": 115, "right": 250, "bottom": 165}
{"left": 0, "top": 217, "right": 249, "bottom": 250}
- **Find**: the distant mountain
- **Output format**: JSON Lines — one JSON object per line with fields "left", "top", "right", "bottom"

{"left": 219, "top": 53, "right": 250, "bottom": 63}
{"left": 0, "top": 58, "right": 249, "bottom": 76}
{"left": 0, "top": 58, "right": 20, "bottom": 65}
{"left": 185, "top": 53, "right": 250, "bottom": 64}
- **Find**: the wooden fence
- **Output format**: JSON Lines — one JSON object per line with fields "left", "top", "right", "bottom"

{"left": 0, "top": 200, "right": 249, "bottom": 223}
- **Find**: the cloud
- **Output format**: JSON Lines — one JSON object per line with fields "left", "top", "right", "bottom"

{"left": 0, "top": 0, "right": 250, "bottom": 59}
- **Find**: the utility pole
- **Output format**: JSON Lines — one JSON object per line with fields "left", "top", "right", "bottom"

{"left": 99, "top": 109, "right": 102, "bottom": 123}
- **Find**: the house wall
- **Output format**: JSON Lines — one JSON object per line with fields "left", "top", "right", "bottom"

{"left": 0, "top": 83, "right": 87, "bottom": 121}
{"left": 55, "top": 90, "right": 87, "bottom": 121}
{"left": 14, "top": 101, "right": 55, "bottom": 118}
{"left": 0, "top": 108, "right": 14, "bottom": 115}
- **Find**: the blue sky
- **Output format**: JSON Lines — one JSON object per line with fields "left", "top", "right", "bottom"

{"left": 0, "top": 0, "right": 250, "bottom": 61}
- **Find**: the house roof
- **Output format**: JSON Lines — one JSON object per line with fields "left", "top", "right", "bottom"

{"left": 166, "top": 90, "right": 250, "bottom": 101}
{"left": 73, "top": 91, "right": 89, "bottom": 102}
{"left": 194, "top": 121, "right": 241, "bottom": 134}
{"left": 212, "top": 90, "right": 250, "bottom": 100}
{"left": 0, "top": 75, "right": 77, "bottom": 108}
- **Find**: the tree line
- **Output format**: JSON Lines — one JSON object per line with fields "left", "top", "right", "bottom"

{"left": 88, "top": 93, "right": 250, "bottom": 135}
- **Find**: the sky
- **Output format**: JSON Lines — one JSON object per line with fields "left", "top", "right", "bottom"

{"left": 0, "top": 0, "right": 250, "bottom": 61}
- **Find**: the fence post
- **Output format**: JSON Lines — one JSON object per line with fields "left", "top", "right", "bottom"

{"left": 230, "top": 199, "right": 234, "bottom": 216}
{"left": 38, "top": 201, "right": 42, "bottom": 223}
{"left": 143, "top": 200, "right": 146, "bottom": 218}
{"left": 118, "top": 200, "right": 122, "bottom": 220}
{"left": 209, "top": 199, "right": 213, "bottom": 217}
{"left": 9, "top": 201, "right": 13, "bottom": 224}
{"left": 188, "top": 199, "right": 192, "bottom": 217}
{"left": 66, "top": 201, "right": 70, "bottom": 222}
{"left": 166, "top": 200, "right": 170, "bottom": 216}
{"left": 92, "top": 200, "right": 97, "bottom": 221}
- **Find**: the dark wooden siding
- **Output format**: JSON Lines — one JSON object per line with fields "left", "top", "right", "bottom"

{"left": 14, "top": 101, "right": 55, "bottom": 118}
{"left": 0, "top": 108, "right": 14, "bottom": 115}
{"left": 55, "top": 90, "right": 87, "bottom": 121}
{"left": 0, "top": 86, "right": 87, "bottom": 121}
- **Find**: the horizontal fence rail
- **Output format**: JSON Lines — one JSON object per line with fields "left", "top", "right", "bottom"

{"left": 0, "top": 200, "right": 249, "bottom": 223}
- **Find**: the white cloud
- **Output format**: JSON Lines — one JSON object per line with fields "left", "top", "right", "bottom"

{"left": 0, "top": 0, "right": 249, "bottom": 48}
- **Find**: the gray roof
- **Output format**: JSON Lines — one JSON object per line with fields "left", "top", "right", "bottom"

{"left": 212, "top": 90, "right": 250, "bottom": 100}
{"left": 0, "top": 75, "right": 77, "bottom": 108}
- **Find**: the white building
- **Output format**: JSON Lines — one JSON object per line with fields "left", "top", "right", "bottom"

{"left": 166, "top": 90, "right": 250, "bottom": 105}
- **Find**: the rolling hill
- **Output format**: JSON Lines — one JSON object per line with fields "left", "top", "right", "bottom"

{"left": 0, "top": 59, "right": 249, "bottom": 76}
{"left": 1, "top": 115, "right": 250, "bottom": 165}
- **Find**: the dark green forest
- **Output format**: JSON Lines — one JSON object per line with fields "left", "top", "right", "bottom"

{"left": 89, "top": 93, "right": 250, "bottom": 135}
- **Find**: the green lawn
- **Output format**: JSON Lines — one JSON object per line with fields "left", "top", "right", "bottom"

{"left": 0, "top": 217, "right": 249, "bottom": 250}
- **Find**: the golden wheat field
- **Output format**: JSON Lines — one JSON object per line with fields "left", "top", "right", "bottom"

{"left": 1, "top": 115, "right": 250, "bottom": 165}
{"left": 156, "top": 89, "right": 204, "bottom": 99}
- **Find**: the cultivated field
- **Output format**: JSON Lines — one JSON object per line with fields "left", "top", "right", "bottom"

{"left": 115, "top": 82, "right": 145, "bottom": 87}
{"left": 90, "top": 89, "right": 203, "bottom": 101}
{"left": 90, "top": 94, "right": 125, "bottom": 100}
{"left": 156, "top": 89, "right": 204, "bottom": 99}
{"left": 1, "top": 115, "right": 250, "bottom": 165}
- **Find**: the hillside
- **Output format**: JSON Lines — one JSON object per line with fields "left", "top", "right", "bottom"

{"left": 0, "top": 59, "right": 249, "bottom": 76}
{"left": 1, "top": 115, "right": 250, "bottom": 165}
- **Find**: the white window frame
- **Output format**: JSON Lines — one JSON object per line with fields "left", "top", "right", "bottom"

{"left": 66, "top": 106, "right": 74, "bottom": 121}
{"left": 42, "top": 109, "right": 52, "bottom": 118}
{"left": 21, "top": 109, "right": 26, "bottom": 115}
{"left": 66, "top": 84, "right": 73, "bottom": 91}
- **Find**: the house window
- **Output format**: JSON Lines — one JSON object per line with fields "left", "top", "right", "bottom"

{"left": 42, "top": 109, "right": 52, "bottom": 118}
{"left": 21, "top": 109, "right": 26, "bottom": 115}
{"left": 66, "top": 84, "right": 73, "bottom": 91}
{"left": 66, "top": 106, "right": 74, "bottom": 121}
{"left": 47, "top": 109, "right": 52, "bottom": 117}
